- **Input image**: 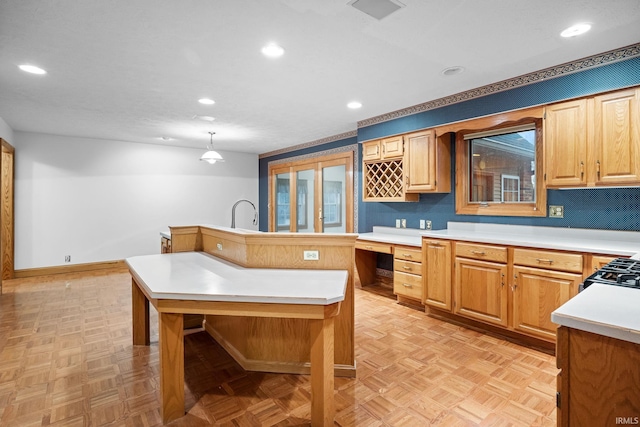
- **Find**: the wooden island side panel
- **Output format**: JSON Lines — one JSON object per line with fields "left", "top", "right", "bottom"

{"left": 168, "top": 225, "right": 357, "bottom": 376}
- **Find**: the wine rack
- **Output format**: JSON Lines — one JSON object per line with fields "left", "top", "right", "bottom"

{"left": 363, "top": 160, "right": 418, "bottom": 202}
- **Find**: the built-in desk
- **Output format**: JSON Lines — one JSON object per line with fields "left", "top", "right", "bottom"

{"left": 127, "top": 252, "right": 348, "bottom": 425}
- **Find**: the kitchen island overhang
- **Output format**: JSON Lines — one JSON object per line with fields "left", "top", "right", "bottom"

{"left": 126, "top": 251, "right": 349, "bottom": 425}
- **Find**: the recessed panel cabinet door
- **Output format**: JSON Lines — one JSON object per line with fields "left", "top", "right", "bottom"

{"left": 544, "top": 100, "right": 588, "bottom": 187}
{"left": 424, "top": 239, "right": 451, "bottom": 311}
{"left": 512, "top": 266, "right": 581, "bottom": 341}
{"left": 454, "top": 258, "right": 508, "bottom": 327}
{"left": 592, "top": 88, "right": 640, "bottom": 185}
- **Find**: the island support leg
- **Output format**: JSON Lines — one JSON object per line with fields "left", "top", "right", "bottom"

{"left": 159, "top": 312, "right": 185, "bottom": 423}
{"left": 131, "top": 279, "right": 149, "bottom": 346}
{"left": 310, "top": 317, "right": 335, "bottom": 427}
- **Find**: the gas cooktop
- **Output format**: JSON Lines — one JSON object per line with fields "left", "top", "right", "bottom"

{"left": 582, "top": 258, "right": 640, "bottom": 291}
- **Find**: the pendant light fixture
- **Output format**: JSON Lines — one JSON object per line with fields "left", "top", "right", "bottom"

{"left": 200, "top": 131, "right": 224, "bottom": 164}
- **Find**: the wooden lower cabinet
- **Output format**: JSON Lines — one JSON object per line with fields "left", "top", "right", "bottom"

{"left": 393, "top": 246, "right": 423, "bottom": 303}
{"left": 424, "top": 239, "right": 452, "bottom": 311}
{"left": 454, "top": 257, "right": 508, "bottom": 327}
{"left": 556, "top": 326, "right": 640, "bottom": 426}
{"left": 512, "top": 266, "right": 581, "bottom": 341}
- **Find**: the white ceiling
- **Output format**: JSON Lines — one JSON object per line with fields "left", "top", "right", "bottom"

{"left": 1, "top": 0, "right": 639, "bottom": 155}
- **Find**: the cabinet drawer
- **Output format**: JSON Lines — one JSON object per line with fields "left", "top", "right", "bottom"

{"left": 513, "top": 248, "right": 583, "bottom": 273}
{"left": 394, "top": 259, "right": 422, "bottom": 275}
{"left": 455, "top": 242, "right": 507, "bottom": 263}
{"left": 393, "top": 272, "right": 423, "bottom": 300}
{"left": 355, "top": 240, "right": 393, "bottom": 254}
{"left": 394, "top": 246, "right": 422, "bottom": 262}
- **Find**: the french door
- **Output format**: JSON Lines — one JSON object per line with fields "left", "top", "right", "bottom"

{"left": 269, "top": 151, "right": 354, "bottom": 233}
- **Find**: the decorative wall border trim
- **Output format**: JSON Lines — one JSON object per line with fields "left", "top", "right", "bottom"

{"left": 259, "top": 130, "right": 357, "bottom": 159}
{"left": 267, "top": 144, "right": 359, "bottom": 231}
{"left": 357, "top": 43, "right": 640, "bottom": 128}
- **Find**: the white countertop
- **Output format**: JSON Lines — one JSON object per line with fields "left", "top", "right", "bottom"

{"left": 552, "top": 284, "right": 640, "bottom": 345}
{"left": 357, "top": 227, "right": 423, "bottom": 247}
{"left": 359, "top": 222, "right": 640, "bottom": 256}
{"left": 126, "top": 252, "right": 348, "bottom": 305}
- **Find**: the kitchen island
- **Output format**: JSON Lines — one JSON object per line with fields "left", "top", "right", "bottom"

{"left": 127, "top": 251, "right": 348, "bottom": 425}
{"left": 162, "top": 225, "right": 358, "bottom": 377}
{"left": 552, "top": 284, "right": 640, "bottom": 426}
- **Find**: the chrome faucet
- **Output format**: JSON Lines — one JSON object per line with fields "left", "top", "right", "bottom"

{"left": 231, "top": 199, "right": 258, "bottom": 229}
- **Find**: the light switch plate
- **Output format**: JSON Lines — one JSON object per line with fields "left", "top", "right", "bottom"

{"left": 419, "top": 219, "right": 426, "bottom": 229}
{"left": 395, "top": 219, "right": 401, "bottom": 228}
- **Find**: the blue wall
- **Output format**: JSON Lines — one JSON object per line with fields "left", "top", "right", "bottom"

{"left": 260, "top": 56, "right": 640, "bottom": 233}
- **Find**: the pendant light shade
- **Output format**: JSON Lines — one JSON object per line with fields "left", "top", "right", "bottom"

{"left": 200, "top": 132, "right": 224, "bottom": 164}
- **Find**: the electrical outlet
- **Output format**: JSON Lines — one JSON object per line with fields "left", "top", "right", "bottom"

{"left": 419, "top": 219, "right": 426, "bottom": 229}
{"left": 303, "top": 250, "right": 319, "bottom": 261}
{"left": 425, "top": 220, "right": 432, "bottom": 230}
{"left": 395, "top": 219, "right": 401, "bottom": 228}
{"left": 549, "top": 205, "right": 564, "bottom": 218}
{"left": 64, "top": 255, "right": 71, "bottom": 263}
{"left": 401, "top": 219, "right": 406, "bottom": 228}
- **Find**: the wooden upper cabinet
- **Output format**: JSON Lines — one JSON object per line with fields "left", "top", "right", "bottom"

{"left": 381, "top": 136, "right": 404, "bottom": 159}
{"left": 362, "top": 140, "right": 381, "bottom": 161}
{"left": 405, "top": 130, "right": 451, "bottom": 193}
{"left": 592, "top": 88, "right": 640, "bottom": 185}
{"left": 362, "top": 136, "right": 404, "bottom": 161}
{"left": 544, "top": 87, "right": 640, "bottom": 188}
{"left": 544, "top": 99, "right": 588, "bottom": 187}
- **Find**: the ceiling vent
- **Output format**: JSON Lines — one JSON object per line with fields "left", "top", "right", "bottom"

{"left": 348, "top": 0, "right": 404, "bottom": 20}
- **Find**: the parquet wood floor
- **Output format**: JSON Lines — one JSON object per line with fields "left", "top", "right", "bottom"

{"left": 0, "top": 269, "right": 557, "bottom": 426}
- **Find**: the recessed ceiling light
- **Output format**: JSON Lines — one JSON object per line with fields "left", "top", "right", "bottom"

{"left": 261, "top": 43, "right": 285, "bottom": 58}
{"left": 347, "top": 101, "right": 362, "bottom": 109}
{"left": 19, "top": 64, "right": 47, "bottom": 75}
{"left": 198, "top": 98, "right": 215, "bottom": 105}
{"left": 560, "top": 23, "right": 591, "bottom": 38}
{"left": 441, "top": 66, "right": 465, "bottom": 76}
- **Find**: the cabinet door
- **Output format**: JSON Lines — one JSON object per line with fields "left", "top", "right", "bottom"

{"left": 424, "top": 239, "right": 452, "bottom": 311}
{"left": 592, "top": 88, "right": 640, "bottom": 185}
{"left": 362, "top": 140, "right": 381, "bottom": 161}
{"left": 512, "top": 266, "right": 581, "bottom": 341}
{"left": 544, "top": 100, "right": 587, "bottom": 187}
{"left": 381, "top": 136, "right": 404, "bottom": 159}
{"left": 405, "top": 130, "right": 451, "bottom": 193}
{"left": 454, "top": 258, "right": 508, "bottom": 326}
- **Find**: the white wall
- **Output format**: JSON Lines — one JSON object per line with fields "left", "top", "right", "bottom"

{"left": 0, "top": 117, "right": 14, "bottom": 144}
{"left": 15, "top": 132, "right": 258, "bottom": 269}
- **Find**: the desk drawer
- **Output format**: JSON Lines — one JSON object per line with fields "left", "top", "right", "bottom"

{"left": 513, "top": 248, "right": 583, "bottom": 273}
{"left": 355, "top": 240, "right": 393, "bottom": 254}
{"left": 393, "top": 272, "right": 423, "bottom": 300}
{"left": 394, "top": 259, "right": 422, "bottom": 275}
{"left": 456, "top": 242, "right": 507, "bottom": 263}
{"left": 394, "top": 246, "right": 422, "bottom": 262}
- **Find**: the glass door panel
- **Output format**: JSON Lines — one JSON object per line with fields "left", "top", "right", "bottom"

{"left": 295, "top": 168, "right": 315, "bottom": 232}
{"left": 275, "top": 172, "right": 290, "bottom": 232}
{"left": 321, "top": 164, "right": 346, "bottom": 233}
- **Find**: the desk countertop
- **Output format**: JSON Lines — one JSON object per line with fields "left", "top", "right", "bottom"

{"left": 552, "top": 284, "right": 640, "bottom": 345}
{"left": 126, "top": 252, "right": 348, "bottom": 305}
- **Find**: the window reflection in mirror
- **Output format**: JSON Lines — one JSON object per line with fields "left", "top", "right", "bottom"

{"left": 467, "top": 126, "right": 536, "bottom": 204}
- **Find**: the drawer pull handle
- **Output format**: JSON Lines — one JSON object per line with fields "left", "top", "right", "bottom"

{"left": 472, "top": 250, "right": 486, "bottom": 255}
{"left": 428, "top": 244, "right": 441, "bottom": 248}
{"left": 402, "top": 266, "right": 412, "bottom": 270}
{"left": 402, "top": 253, "right": 412, "bottom": 257}
{"left": 365, "top": 245, "right": 373, "bottom": 249}
{"left": 536, "top": 258, "right": 554, "bottom": 264}
{"left": 402, "top": 283, "right": 413, "bottom": 288}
